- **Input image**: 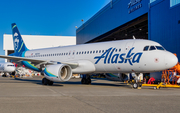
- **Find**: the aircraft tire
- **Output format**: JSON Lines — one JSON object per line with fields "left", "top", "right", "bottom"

{"left": 42, "top": 78, "right": 48, "bottom": 85}
{"left": 81, "top": 77, "right": 91, "bottom": 84}
{"left": 2, "top": 74, "right": 6, "bottom": 77}
{"left": 48, "top": 81, "right": 54, "bottom": 85}
{"left": 133, "top": 83, "right": 138, "bottom": 89}
{"left": 81, "top": 78, "right": 86, "bottom": 84}
{"left": 87, "top": 78, "right": 91, "bottom": 84}
{"left": 12, "top": 71, "right": 16, "bottom": 76}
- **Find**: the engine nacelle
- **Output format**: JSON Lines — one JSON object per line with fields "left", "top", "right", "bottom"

{"left": 44, "top": 64, "right": 72, "bottom": 82}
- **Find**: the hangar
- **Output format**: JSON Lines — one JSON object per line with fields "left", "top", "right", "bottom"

{"left": 3, "top": 34, "right": 76, "bottom": 62}
{"left": 76, "top": 0, "right": 180, "bottom": 61}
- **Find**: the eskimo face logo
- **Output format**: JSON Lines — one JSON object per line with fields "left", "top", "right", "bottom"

{"left": 14, "top": 32, "right": 18, "bottom": 37}
{"left": 14, "top": 32, "right": 19, "bottom": 50}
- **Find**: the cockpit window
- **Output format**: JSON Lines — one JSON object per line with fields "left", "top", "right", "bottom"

{"left": 143, "top": 46, "right": 149, "bottom": 51}
{"left": 149, "top": 46, "right": 156, "bottom": 51}
{"left": 156, "top": 46, "right": 165, "bottom": 50}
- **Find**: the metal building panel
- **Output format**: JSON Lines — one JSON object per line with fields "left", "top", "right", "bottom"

{"left": 76, "top": 0, "right": 149, "bottom": 44}
{"left": 149, "top": 0, "right": 180, "bottom": 61}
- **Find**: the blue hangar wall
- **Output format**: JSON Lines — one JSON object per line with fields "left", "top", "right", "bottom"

{"left": 149, "top": 0, "right": 180, "bottom": 58}
{"left": 76, "top": 0, "right": 180, "bottom": 59}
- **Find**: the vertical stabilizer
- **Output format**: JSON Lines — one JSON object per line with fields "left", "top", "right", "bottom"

{"left": 11, "top": 23, "right": 28, "bottom": 53}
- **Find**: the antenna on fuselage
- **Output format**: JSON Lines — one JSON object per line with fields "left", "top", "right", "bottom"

{"left": 133, "top": 35, "right": 136, "bottom": 39}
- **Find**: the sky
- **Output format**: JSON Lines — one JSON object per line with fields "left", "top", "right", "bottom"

{"left": 0, "top": 0, "right": 110, "bottom": 62}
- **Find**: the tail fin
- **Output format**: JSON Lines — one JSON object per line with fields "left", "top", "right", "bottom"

{"left": 12, "top": 23, "right": 28, "bottom": 53}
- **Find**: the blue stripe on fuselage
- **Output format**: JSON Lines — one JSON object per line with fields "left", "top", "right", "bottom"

{"left": 21, "top": 51, "right": 40, "bottom": 72}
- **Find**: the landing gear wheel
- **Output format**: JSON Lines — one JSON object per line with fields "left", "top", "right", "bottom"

{"left": 133, "top": 83, "right": 138, "bottom": 89}
{"left": 81, "top": 77, "right": 91, "bottom": 84}
{"left": 2, "top": 74, "right": 6, "bottom": 77}
{"left": 12, "top": 71, "right": 16, "bottom": 76}
{"left": 81, "top": 78, "right": 86, "bottom": 84}
{"left": 42, "top": 78, "right": 48, "bottom": 85}
{"left": 42, "top": 78, "right": 54, "bottom": 85}
{"left": 48, "top": 81, "right": 54, "bottom": 85}
{"left": 87, "top": 77, "right": 91, "bottom": 84}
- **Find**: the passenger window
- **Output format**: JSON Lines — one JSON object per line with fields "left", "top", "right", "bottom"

{"left": 149, "top": 46, "right": 156, "bottom": 51}
{"left": 119, "top": 49, "right": 121, "bottom": 52}
{"left": 90, "top": 51, "right": 92, "bottom": 54}
{"left": 99, "top": 50, "right": 101, "bottom": 53}
{"left": 93, "top": 51, "right": 95, "bottom": 53}
{"left": 143, "top": 46, "right": 149, "bottom": 51}
{"left": 87, "top": 51, "right": 89, "bottom": 54}
{"left": 102, "top": 50, "right": 104, "bottom": 53}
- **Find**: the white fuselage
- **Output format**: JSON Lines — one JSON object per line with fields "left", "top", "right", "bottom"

{"left": 23, "top": 39, "right": 177, "bottom": 74}
{"left": 0, "top": 62, "right": 15, "bottom": 73}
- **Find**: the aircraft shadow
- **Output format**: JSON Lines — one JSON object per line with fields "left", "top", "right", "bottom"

{"left": 12, "top": 78, "right": 63, "bottom": 86}
{"left": 11, "top": 77, "right": 131, "bottom": 88}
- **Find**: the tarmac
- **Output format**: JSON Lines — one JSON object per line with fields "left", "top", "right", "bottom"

{"left": 0, "top": 76, "right": 180, "bottom": 113}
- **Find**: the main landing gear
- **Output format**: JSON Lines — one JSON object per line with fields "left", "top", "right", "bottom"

{"left": 81, "top": 74, "right": 91, "bottom": 84}
{"left": 42, "top": 78, "right": 54, "bottom": 85}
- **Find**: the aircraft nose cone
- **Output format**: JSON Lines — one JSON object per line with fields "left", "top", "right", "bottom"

{"left": 11, "top": 67, "right": 15, "bottom": 72}
{"left": 165, "top": 53, "right": 178, "bottom": 69}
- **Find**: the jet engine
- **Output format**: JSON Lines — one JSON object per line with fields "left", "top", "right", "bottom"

{"left": 44, "top": 64, "right": 72, "bottom": 82}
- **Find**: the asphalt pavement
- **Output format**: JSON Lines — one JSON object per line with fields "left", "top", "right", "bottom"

{"left": 0, "top": 76, "right": 180, "bottom": 113}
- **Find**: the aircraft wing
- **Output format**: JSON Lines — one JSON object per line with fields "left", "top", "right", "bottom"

{"left": 0, "top": 55, "right": 46, "bottom": 63}
{"left": 0, "top": 55, "right": 78, "bottom": 68}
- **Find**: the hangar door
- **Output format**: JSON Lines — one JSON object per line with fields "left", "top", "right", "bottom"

{"left": 87, "top": 13, "right": 148, "bottom": 43}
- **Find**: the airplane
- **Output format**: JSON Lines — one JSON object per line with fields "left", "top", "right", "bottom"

{"left": 0, "top": 23, "right": 178, "bottom": 88}
{"left": 0, "top": 62, "right": 15, "bottom": 77}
